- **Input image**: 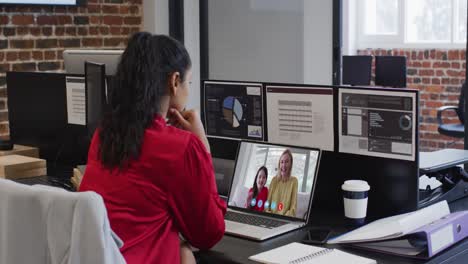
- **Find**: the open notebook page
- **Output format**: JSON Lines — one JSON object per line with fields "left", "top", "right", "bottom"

{"left": 249, "top": 242, "right": 375, "bottom": 264}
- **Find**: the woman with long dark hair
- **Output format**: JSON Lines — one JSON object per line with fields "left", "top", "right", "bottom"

{"left": 79, "top": 32, "right": 226, "bottom": 264}
{"left": 245, "top": 166, "right": 269, "bottom": 211}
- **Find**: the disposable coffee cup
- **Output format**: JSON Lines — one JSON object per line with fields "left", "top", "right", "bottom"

{"left": 342, "top": 180, "right": 370, "bottom": 226}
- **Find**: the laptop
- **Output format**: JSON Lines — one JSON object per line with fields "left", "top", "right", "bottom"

{"left": 225, "top": 141, "right": 321, "bottom": 240}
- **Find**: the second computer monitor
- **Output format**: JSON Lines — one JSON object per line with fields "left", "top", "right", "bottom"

{"left": 265, "top": 84, "right": 334, "bottom": 151}
{"left": 64, "top": 49, "right": 122, "bottom": 75}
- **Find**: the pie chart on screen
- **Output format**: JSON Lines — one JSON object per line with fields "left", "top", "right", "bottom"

{"left": 222, "top": 96, "right": 243, "bottom": 128}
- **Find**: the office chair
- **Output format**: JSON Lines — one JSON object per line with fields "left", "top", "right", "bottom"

{"left": 375, "top": 56, "right": 407, "bottom": 88}
{"left": 437, "top": 82, "right": 466, "bottom": 138}
{"left": 0, "top": 179, "right": 125, "bottom": 264}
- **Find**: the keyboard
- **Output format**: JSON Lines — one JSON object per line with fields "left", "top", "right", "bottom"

{"left": 225, "top": 211, "right": 288, "bottom": 229}
{"left": 14, "top": 175, "right": 75, "bottom": 191}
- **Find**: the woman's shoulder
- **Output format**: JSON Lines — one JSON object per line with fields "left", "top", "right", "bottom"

{"left": 142, "top": 126, "right": 202, "bottom": 160}
{"left": 270, "top": 176, "right": 279, "bottom": 184}
{"left": 290, "top": 176, "right": 298, "bottom": 183}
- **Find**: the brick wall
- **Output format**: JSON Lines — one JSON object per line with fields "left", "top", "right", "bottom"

{"left": 0, "top": 0, "right": 143, "bottom": 136}
{"left": 358, "top": 48, "right": 466, "bottom": 151}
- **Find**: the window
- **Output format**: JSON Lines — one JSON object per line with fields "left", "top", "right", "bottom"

{"left": 363, "top": 0, "right": 399, "bottom": 35}
{"left": 357, "top": 0, "right": 467, "bottom": 48}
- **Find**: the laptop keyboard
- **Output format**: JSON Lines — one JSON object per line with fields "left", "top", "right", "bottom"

{"left": 225, "top": 211, "right": 288, "bottom": 229}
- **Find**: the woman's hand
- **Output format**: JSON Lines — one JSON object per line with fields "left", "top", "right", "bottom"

{"left": 168, "top": 108, "right": 210, "bottom": 153}
{"left": 245, "top": 191, "right": 253, "bottom": 208}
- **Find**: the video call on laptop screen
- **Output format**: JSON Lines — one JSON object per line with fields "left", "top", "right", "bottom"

{"left": 228, "top": 141, "right": 320, "bottom": 221}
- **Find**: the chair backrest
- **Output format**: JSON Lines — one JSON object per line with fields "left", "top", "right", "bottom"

{"left": 457, "top": 82, "right": 466, "bottom": 123}
{"left": 0, "top": 179, "right": 125, "bottom": 264}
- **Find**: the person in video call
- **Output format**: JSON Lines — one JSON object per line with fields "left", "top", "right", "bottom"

{"left": 79, "top": 32, "right": 226, "bottom": 264}
{"left": 245, "top": 166, "right": 269, "bottom": 211}
{"left": 264, "top": 149, "right": 298, "bottom": 217}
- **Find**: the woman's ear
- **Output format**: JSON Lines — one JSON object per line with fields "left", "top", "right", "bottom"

{"left": 168, "top": 71, "right": 181, "bottom": 96}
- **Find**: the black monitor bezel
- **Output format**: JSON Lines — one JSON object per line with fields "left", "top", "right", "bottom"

{"left": 226, "top": 140, "right": 322, "bottom": 223}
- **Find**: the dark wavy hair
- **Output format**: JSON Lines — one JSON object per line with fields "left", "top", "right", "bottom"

{"left": 250, "top": 166, "right": 268, "bottom": 206}
{"left": 99, "top": 32, "right": 192, "bottom": 168}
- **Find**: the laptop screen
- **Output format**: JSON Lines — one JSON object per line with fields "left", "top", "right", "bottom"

{"left": 228, "top": 141, "right": 321, "bottom": 221}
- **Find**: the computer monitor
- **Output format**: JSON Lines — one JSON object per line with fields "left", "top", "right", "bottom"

{"left": 265, "top": 84, "right": 334, "bottom": 151}
{"left": 375, "top": 56, "right": 407, "bottom": 88}
{"left": 342, "top": 55, "right": 372, "bottom": 86}
{"left": 7, "top": 72, "right": 89, "bottom": 176}
{"left": 63, "top": 49, "right": 123, "bottom": 75}
{"left": 338, "top": 86, "right": 417, "bottom": 161}
{"left": 85, "top": 61, "right": 106, "bottom": 137}
{"left": 202, "top": 80, "right": 265, "bottom": 141}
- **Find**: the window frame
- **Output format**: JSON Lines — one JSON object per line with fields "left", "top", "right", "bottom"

{"left": 356, "top": 0, "right": 466, "bottom": 49}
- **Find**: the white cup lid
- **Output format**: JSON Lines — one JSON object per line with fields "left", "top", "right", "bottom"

{"left": 342, "top": 180, "right": 370, "bottom": 192}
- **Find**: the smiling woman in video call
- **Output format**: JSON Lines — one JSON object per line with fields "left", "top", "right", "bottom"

{"left": 265, "top": 149, "right": 298, "bottom": 217}
{"left": 245, "top": 166, "right": 269, "bottom": 211}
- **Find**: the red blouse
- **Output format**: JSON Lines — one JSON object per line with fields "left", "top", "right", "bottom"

{"left": 79, "top": 115, "right": 226, "bottom": 264}
{"left": 248, "top": 187, "right": 269, "bottom": 212}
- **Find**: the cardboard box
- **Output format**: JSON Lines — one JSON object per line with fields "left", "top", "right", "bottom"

{"left": 0, "top": 155, "right": 46, "bottom": 179}
{"left": 0, "top": 145, "right": 39, "bottom": 158}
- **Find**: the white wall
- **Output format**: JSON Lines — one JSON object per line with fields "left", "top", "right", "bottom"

{"left": 143, "top": 0, "right": 335, "bottom": 107}
{"left": 142, "top": 0, "right": 200, "bottom": 109}
{"left": 142, "top": 0, "right": 169, "bottom": 34}
{"left": 184, "top": 0, "right": 201, "bottom": 110}
{"left": 208, "top": 0, "right": 304, "bottom": 83}
{"left": 303, "top": 0, "right": 333, "bottom": 85}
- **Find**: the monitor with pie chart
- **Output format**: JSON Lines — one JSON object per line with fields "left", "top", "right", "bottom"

{"left": 203, "top": 80, "right": 265, "bottom": 141}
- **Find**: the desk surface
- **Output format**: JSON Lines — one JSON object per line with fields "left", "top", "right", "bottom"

{"left": 198, "top": 198, "right": 468, "bottom": 264}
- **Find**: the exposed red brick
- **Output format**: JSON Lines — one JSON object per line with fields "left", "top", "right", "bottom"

{"left": 120, "top": 6, "right": 129, "bottom": 14}
{"left": 103, "top": 16, "right": 123, "bottom": 25}
{"left": 12, "top": 15, "right": 34, "bottom": 25}
{"left": 18, "top": 51, "right": 31, "bottom": 60}
{"left": 110, "top": 26, "right": 121, "bottom": 35}
{"left": 0, "top": 16, "right": 9, "bottom": 25}
{"left": 448, "top": 50, "right": 460, "bottom": 60}
{"left": 434, "top": 62, "right": 451, "bottom": 68}
{"left": 87, "top": 4, "right": 100, "bottom": 13}
{"left": 17, "top": 27, "right": 28, "bottom": 35}
{"left": 6, "top": 52, "right": 17, "bottom": 61}
{"left": 89, "top": 16, "right": 101, "bottom": 24}
{"left": 82, "top": 38, "right": 103, "bottom": 47}
{"left": 0, "top": 1, "right": 143, "bottom": 139}
{"left": 30, "top": 27, "right": 41, "bottom": 36}
{"left": 102, "top": 5, "right": 119, "bottom": 14}
{"left": 44, "top": 51, "right": 55, "bottom": 60}
{"left": 32, "top": 51, "right": 43, "bottom": 60}
{"left": 451, "top": 62, "right": 461, "bottom": 69}
{"left": 420, "top": 69, "right": 434, "bottom": 76}
{"left": 447, "top": 70, "right": 462, "bottom": 77}
{"left": 124, "top": 17, "right": 141, "bottom": 25}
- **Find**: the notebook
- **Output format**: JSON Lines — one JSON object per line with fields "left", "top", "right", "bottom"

{"left": 249, "top": 242, "right": 376, "bottom": 264}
